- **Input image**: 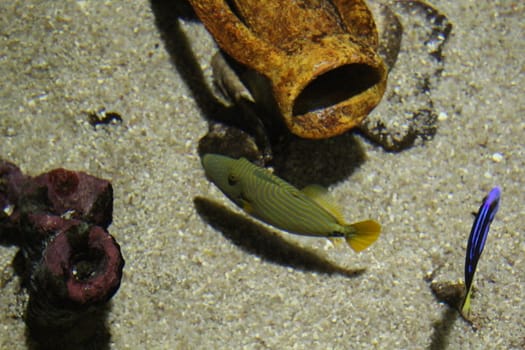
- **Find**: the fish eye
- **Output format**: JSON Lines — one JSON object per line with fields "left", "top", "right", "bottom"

{"left": 228, "top": 174, "right": 238, "bottom": 186}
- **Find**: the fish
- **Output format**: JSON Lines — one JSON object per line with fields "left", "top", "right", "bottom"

{"left": 461, "top": 186, "right": 501, "bottom": 318}
{"left": 201, "top": 154, "right": 381, "bottom": 252}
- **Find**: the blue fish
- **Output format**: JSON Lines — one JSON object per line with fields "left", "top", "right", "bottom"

{"left": 461, "top": 186, "right": 501, "bottom": 318}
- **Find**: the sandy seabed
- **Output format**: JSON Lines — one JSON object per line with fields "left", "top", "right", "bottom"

{"left": 1, "top": 1, "right": 523, "bottom": 349}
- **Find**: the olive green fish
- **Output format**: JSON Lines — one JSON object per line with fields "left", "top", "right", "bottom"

{"left": 202, "top": 154, "right": 381, "bottom": 252}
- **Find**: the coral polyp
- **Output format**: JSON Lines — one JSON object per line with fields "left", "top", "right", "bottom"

{"left": 0, "top": 160, "right": 124, "bottom": 348}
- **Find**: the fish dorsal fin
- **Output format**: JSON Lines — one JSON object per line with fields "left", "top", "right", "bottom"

{"left": 301, "top": 185, "right": 345, "bottom": 224}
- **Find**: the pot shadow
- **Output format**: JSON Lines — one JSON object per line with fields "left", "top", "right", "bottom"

{"left": 271, "top": 132, "right": 366, "bottom": 188}
{"left": 150, "top": 0, "right": 367, "bottom": 187}
{"left": 194, "top": 196, "right": 366, "bottom": 278}
{"left": 149, "top": 0, "right": 232, "bottom": 123}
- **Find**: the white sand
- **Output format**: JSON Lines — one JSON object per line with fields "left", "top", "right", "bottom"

{"left": 0, "top": 0, "right": 523, "bottom": 349}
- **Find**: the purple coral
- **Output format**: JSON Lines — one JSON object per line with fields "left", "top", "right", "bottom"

{"left": 42, "top": 221, "right": 124, "bottom": 305}
{"left": 0, "top": 160, "right": 124, "bottom": 348}
{"left": 0, "top": 160, "right": 30, "bottom": 244}
{"left": 32, "top": 168, "right": 113, "bottom": 227}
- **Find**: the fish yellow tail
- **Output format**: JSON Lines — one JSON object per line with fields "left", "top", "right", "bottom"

{"left": 460, "top": 285, "right": 473, "bottom": 320}
{"left": 345, "top": 220, "right": 381, "bottom": 252}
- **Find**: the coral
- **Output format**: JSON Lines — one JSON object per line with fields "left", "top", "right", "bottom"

{"left": 0, "top": 160, "right": 124, "bottom": 348}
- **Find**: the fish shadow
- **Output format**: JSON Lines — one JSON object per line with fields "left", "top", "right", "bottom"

{"left": 428, "top": 307, "right": 459, "bottom": 350}
{"left": 194, "top": 196, "right": 365, "bottom": 278}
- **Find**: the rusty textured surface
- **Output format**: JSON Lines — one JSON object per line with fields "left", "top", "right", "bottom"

{"left": 188, "top": 0, "right": 387, "bottom": 138}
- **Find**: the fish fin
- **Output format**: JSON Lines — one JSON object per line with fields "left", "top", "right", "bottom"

{"left": 460, "top": 284, "right": 473, "bottom": 319}
{"left": 345, "top": 220, "right": 381, "bottom": 252}
{"left": 301, "top": 185, "right": 345, "bottom": 224}
{"left": 240, "top": 199, "right": 254, "bottom": 214}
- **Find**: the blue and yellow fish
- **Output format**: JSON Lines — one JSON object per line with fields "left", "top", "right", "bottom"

{"left": 201, "top": 154, "right": 381, "bottom": 252}
{"left": 461, "top": 186, "right": 501, "bottom": 318}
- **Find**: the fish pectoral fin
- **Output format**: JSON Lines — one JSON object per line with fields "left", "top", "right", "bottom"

{"left": 345, "top": 220, "right": 381, "bottom": 252}
{"left": 301, "top": 185, "right": 345, "bottom": 223}
{"left": 239, "top": 196, "right": 254, "bottom": 214}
